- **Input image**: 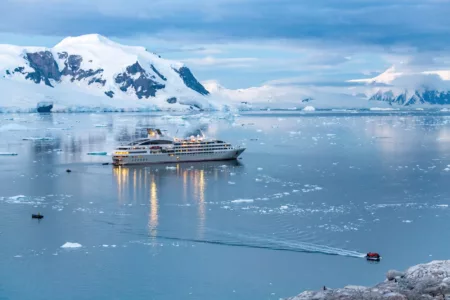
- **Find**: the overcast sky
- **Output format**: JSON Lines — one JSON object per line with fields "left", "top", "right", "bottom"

{"left": 1, "top": 0, "right": 450, "bottom": 88}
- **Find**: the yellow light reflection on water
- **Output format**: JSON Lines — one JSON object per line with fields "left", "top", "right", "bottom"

{"left": 197, "top": 169, "right": 206, "bottom": 238}
{"left": 113, "top": 164, "right": 210, "bottom": 240}
{"left": 133, "top": 169, "right": 137, "bottom": 203}
{"left": 183, "top": 169, "right": 188, "bottom": 202}
{"left": 113, "top": 166, "right": 129, "bottom": 204}
{"left": 149, "top": 174, "right": 158, "bottom": 237}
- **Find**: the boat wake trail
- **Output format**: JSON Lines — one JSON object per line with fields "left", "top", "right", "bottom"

{"left": 144, "top": 233, "right": 365, "bottom": 258}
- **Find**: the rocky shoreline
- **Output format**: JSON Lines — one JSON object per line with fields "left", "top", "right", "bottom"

{"left": 287, "top": 260, "right": 450, "bottom": 300}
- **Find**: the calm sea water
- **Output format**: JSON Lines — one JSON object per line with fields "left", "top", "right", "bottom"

{"left": 1, "top": 111, "right": 450, "bottom": 300}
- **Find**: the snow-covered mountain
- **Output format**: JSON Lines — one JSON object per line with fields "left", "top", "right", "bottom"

{"left": 0, "top": 34, "right": 216, "bottom": 112}
{"left": 349, "top": 66, "right": 450, "bottom": 106}
{"left": 202, "top": 80, "right": 373, "bottom": 110}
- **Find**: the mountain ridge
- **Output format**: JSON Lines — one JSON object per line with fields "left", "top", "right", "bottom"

{"left": 0, "top": 34, "right": 215, "bottom": 111}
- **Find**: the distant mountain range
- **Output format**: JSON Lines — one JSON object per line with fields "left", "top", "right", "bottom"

{"left": 349, "top": 66, "right": 450, "bottom": 106}
{"left": 2, "top": 34, "right": 450, "bottom": 112}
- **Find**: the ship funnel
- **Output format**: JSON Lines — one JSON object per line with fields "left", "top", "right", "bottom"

{"left": 147, "top": 128, "right": 163, "bottom": 139}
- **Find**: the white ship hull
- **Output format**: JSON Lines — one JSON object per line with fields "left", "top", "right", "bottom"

{"left": 113, "top": 148, "right": 245, "bottom": 166}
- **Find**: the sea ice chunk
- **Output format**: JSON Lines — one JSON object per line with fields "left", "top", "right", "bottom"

{"left": 303, "top": 106, "right": 315, "bottom": 112}
{"left": 22, "top": 137, "right": 54, "bottom": 141}
{"left": 231, "top": 199, "right": 254, "bottom": 204}
{"left": 61, "top": 242, "right": 82, "bottom": 248}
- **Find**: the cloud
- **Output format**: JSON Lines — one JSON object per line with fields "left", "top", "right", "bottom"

{"left": 182, "top": 56, "right": 258, "bottom": 68}
{"left": 1, "top": 0, "right": 450, "bottom": 51}
{"left": 2, "top": 0, "right": 449, "bottom": 90}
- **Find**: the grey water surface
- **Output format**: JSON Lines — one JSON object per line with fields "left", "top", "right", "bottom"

{"left": 1, "top": 111, "right": 450, "bottom": 300}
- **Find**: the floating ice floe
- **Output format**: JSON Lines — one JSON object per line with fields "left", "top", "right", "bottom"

{"left": 61, "top": 242, "right": 82, "bottom": 248}
{"left": 257, "top": 167, "right": 263, "bottom": 171}
{"left": 231, "top": 199, "right": 254, "bottom": 204}
{"left": 0, "top": 124, "right": 29, "bottom": 131}
{"left": 369, "top": 107, "right": 398, "bottom": 111}
{"left": 303, "top": 106, "right": 315, "bottom": 112}
{"left": 22, "top": 137, "right": 54, "bottom": 141}
{"left": 165, "top": 166, "right": 177, "bottom": 170}
{"left": 94, "top": 124, "right": 109, "bottom": 128}
{"left": 0, "top": 152, "right": 18, "bottom": 156}
{"left": 228, "top": 181, "right": 236, "bottom": 185}
{"left": 9, "top": 195, "right": 26, "bottom": 201}
{"left": 87, "top": 152, "right": 108, "bottom": 156}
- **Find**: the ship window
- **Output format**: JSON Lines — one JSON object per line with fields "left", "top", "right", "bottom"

{"left": 139, "top": 140, "right": 173, "bottom": 145}
{"left": 128, "top": 139, "right": 148, "bottom": 145}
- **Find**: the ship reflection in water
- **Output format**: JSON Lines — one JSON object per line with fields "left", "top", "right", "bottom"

{"left": 112, "top": 160, "right": 243, "bottom": 238}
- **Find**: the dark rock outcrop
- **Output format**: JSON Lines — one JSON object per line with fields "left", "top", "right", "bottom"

{"left": 104, "top": 91, "right": 114, "bottom": 98}
{"left": 150, "top": 64, "right": 167, "bottom": 81}
{"left": 115, "top": 62, "right": 165, "bottom": 98}
{"left": 60, "top": 54, "right": 105, "bottom": 85}
{"left": 166, "top": 97, "right": 177, "bottom": 104}
{"left": 174, "top": 67, "right": 210, "bottom": 96}
{"left": 10, "top": 51, "right": 106, "bottom": 88}
{"left": 25, "top": 51, "right": 61, "bottom": 87}
{"left": 58, "top": 52, "right": 68, "bottom": 59}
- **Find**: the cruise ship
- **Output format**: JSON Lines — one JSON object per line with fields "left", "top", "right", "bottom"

{"left": 112, "top": 129, "right": 245, "bottom": 166}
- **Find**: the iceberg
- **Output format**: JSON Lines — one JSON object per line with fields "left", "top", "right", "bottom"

{"left": 61, "top": 242, "right": 82, "bottom": 248}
